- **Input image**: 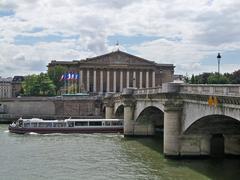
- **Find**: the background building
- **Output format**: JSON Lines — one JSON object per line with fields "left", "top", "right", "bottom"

{"left": 12, "top": 76, "right": 24, "bottom": 97}
{"left": 0, "top": 76, "right": 24, "bottom": 99}
{"left": 0, "top": 77, "right": 12, "bottom": 98}
{"left": 48, "top": 50, "right": 175, "bottom": 93}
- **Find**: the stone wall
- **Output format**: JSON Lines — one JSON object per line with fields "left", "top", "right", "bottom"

{"left": 0, "top": 96, "right": 103, "bottom": 121}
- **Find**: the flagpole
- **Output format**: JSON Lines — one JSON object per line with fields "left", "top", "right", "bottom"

{"left": 64, "top": 74, "right": 66, "bottom": 94}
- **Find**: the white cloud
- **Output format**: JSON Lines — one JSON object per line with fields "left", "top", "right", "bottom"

{"left": 0, "top": 0, "right": 240, "bottom": 77}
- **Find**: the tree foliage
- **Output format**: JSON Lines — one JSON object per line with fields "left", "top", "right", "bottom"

{"left": 48, "top": 65, "right": 67, "bottom": 95}
{"left": 185, "top": 70, "right": 240, "bottom": 84}
{"left": 22, "top": 73, "right": 55, "bottom": 96}
{"left": 232, "top": 69, "right": 240, "bottom": 84}
{"left": 207, "top": 73, "right": 230, "bottom": 84}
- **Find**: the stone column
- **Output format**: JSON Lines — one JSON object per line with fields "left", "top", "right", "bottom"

{"left": 120, "top": 70, "right": 123, "bottom": 92}
{"left": 152, "top": 71, "right": 155, "bottom": 88}
{"left": 100, "top": 70, "right": 103, "bottom": 92}
{"left": 146, "top": 71, "right": 149, "bottom": 88}
{"left": 107, "top": 70, "right": 110, "bottom": 92}
{"left": 124, "top": 100, "right": 135, "bottom": 136}
{"left": 79, "top": 69, "right": 83, "bottom": 92}
{"left": 140, "top": 71, "right": 142, "bottom": 88}
{"left": 126, "top": 71, "right": 130, "bottom": 88}
{"left": 93, "top": 69, "right": 96, "bottom": 92}
{"left": 113, "top": 70, "right": 116, "bottom": 92}
{"left": 164, "top": 101, "right": 183, "bottom": 157}
{"left": 87, "top": 69, "right": 90, "bottom": 92}
{"left": 133, "top": 71, "right": 136, "bottom": 88}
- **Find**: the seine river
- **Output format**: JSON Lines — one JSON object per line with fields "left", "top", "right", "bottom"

{"left": 0, "top": 124, "right": 240, "bottom": 180}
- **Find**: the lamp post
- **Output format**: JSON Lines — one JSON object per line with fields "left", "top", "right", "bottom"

{"left": 217, "top": 53, "right": 221, "bottom": 83}
{"left": 217, "top": 53, "right": 221, "bottom": 75}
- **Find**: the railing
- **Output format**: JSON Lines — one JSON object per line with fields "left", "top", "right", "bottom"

{"left": 133, "top": 87, "right": 162, "bottom": 95}
{"left": 180, "top": 84, "right": 240, "bottom": 96}
{"left": 103, "top": 83, "right": 240, "bottom": 97}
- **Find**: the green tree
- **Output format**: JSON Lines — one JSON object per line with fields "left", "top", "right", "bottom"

{"left": 207, "top": 73, "right": 230, "bottom": 84}
{"left": 48, "top": 65, "right": 67, "bottom": 95}
{"left": 22, "top": 74, "right": 40, "bottom": 96}
{"left": 190, "top": 74, "right": 195, "bottom": 84}
{"left": 231, "top": 69, "right": 240, "bottom": 84}
{"left": 196, "top": 73, "right": 211, "bottom": 84}
{"left": 38, "top": 73, "right": 56, "bottom": 95}
{"left": 22, "top": 74, "right": 55, "bottom": 96}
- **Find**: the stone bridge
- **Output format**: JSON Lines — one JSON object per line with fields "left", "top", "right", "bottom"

{"left": 103, "top": 83, "right": 240, "bottom": 157}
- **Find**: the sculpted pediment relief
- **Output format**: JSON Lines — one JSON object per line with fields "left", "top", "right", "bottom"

{"left": 82, "top": 51, "right": 155, "bottom": 66}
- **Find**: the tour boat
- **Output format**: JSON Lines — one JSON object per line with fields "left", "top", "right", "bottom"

{"left": 8, "top": 118, "right": 123, "bottom": 134}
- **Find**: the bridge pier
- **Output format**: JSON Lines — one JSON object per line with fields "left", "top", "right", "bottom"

{"left": 123, "top": 101, "right": 135, "bottom": 136}
{"left": 164, "top": 102, "right": 183, "bottom": 157}
{"left": 105, "top": 106, "right": 113, "bottom": 119}
{"left": 224, "top": 135, "right": 240, "bottom": 155}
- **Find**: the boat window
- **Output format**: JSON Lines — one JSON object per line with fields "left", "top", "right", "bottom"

{"left": 104, "top": 121, "right": 111, "bottom": 126}
{"left": 31, "top": 123, "right": 38, "bottom": 127}
{"left": 23, "top": 123, "right": 30, "bottom": 128}
{"left": 18, "top": 120, "right": 23, "bottom": 127}
{"left": 75, "top": 121, "right": 88, "bottom": 126}
{"left": 38, "top": 122, "right": 52, "bottom": 128}
{"left": 53, "top": 122, "right": 66, "bottom": 127}
{"left": 111, "top": 121, "right": 123, "bottom": 126}
{"left": 89, "top": 121, "right": 102, "bottom": 126}
{"left": 68, "top": 122, "right": 74, "bottom": 127}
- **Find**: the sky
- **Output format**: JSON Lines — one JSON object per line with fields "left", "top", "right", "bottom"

{"left": 0, "top": 0, "right": 240, "bottom": 77}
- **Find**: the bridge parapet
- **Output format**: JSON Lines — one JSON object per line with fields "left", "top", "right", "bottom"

{"left": 133, "top": 87, "right": 162, "bottom": 95}
{"left": 180, "top": 84, "right": 240, "bottom": 97}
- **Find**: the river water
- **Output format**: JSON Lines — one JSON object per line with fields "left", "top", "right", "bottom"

{"left": 0, "top": 124, "right": 239, "bottom": 180}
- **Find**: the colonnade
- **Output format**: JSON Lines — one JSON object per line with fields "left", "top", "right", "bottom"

{"left": 79, "top": 69, "right": 156, "bottom": 93}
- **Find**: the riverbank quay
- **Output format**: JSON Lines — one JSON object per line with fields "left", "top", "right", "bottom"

{"left": 0, "top": 95, "right": 103, "bottom": 123}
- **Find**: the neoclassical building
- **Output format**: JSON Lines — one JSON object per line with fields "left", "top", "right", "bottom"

{"left": 48, "top": 50, "right": 174, "bottom": 93}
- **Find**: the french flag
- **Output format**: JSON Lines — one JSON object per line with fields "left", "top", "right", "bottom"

{"left": 75, "top": 73, "right": 80, "bottom": 80}
{"left": 59, "top": 74, "right": 64, "bottom": 81}
{"left": 67, "top": 72, "right": 71, "bottom": 80}
{"left": 71, "top": 73, "right": 75, "bottom": 80}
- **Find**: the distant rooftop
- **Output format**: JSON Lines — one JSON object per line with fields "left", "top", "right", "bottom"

{"left": 0, "top": 77, "right": 13, "bottom": 82}
{"left": 12, "top": 76, "right": 24, "bottom": 82}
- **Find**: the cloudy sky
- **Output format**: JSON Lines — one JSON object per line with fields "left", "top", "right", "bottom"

{"left": 0, "top": 0, "right": 240, "bottom": 77}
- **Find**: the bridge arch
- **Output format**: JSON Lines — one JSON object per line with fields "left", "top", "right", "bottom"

{"left": 184, "top": 114, "right": 240, "bottom": 135}
{"left": 183, "top": 102, "right": 240, "bottom": 132}
{"left": 134, "top": 101, "right": 164, "bottom": 121}
{"left": 115, "top": 104, "right": 124, "bottom": 119}
{"left": 183, "top": 114, "right": 240, "bottom": 156}
{"left": 135, "top": 106, "right": 164, "bottom": 135}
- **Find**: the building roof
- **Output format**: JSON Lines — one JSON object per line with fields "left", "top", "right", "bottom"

{"left": 48, "top": 50, "right": 174, "bottom": 68}
{"left": 0, "top": 77, "right": 13, "bottom": 82}
{"left": 12, "top": 76, "right": 24, "bottom": 82}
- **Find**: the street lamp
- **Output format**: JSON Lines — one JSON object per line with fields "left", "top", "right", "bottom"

{"left": 217, "top": 53, "right": 221, "bottom": 75}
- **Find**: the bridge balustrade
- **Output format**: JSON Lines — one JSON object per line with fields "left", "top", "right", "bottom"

{"left": 180, "top": 84, "right": 240, "bottom": 96}
{"left": 133, "top": 87, "right": 162, "bottom": 95}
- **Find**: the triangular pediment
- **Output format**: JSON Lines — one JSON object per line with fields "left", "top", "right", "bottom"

{"left": 81, "top": 50, "right": 156, "bottom": 66}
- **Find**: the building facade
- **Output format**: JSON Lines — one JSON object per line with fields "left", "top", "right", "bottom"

{"left": 11, "top": 76, "right": 24, "bottom": 97}
{"left": 0, "top": 77, "right": 12, "bottom": 98}
{"left": 48, "top": 50, "right": 175, "bottom": 93}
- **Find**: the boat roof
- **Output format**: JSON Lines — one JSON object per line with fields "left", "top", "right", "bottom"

{"left": 19, "top": 118, "right": 123, "bottom": 122}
